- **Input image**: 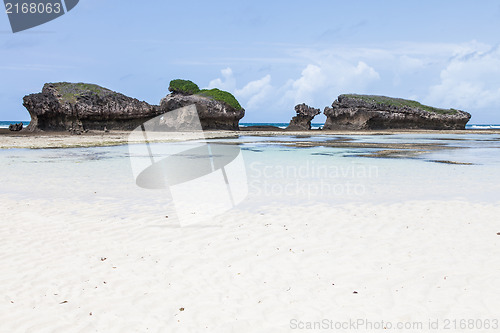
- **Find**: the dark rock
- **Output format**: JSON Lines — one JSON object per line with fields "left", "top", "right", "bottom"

{"left": 8, "top": 122, "right": 23, "bottom": 131}
{"left": 160, "top": 93, "right": 244, "bottom": 130}
{"left": 323, "top": 94, "right": 471, "bottom": 130}
{"left": 23, "top": 82, "right": 245, "bottom": 132}
{"left": 286, "top": 103, "right": 320, "bottom": 130}
{"left": 23, "top": 82, "right": 161, "bottom": 132}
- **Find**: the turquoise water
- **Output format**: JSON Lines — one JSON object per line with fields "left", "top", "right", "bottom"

{"left": 1, "top": 134, "right": 499, "bottom": 214}
{"left": 232, "top": 134, "right": 500, "bottom": 205}
{"left": 0, "top": 121, "right": 30, "bottom": 129}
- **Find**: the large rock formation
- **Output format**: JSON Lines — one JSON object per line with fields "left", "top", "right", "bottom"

{"left": 23, "top": 83, "right": 160, "bottom": 132}
{"left": 323, "top": 94, "right": 471, "bottom": 130}
{"left": 160, "top": 94, "right": 244, "bottom": 130}
{"left": 23, "top": 81, "right": 245, "bottom": 132}
{"left": 286, "top": 103, "right": 320, "bottom": 130}
{"left": 160, "top": 80, "right": 245, "bottom": 130}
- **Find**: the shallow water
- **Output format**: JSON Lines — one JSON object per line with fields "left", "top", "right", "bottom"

{"left": 1, "top": 134, "right": 499, "bottom": 219}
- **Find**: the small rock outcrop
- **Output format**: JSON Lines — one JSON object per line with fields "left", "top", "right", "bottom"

{"left": 8, "top": 122, "right": 23, "bottom": 131}
{"left": 286, "top": 103, "right": 320, "bottom": 130}
{"left": 160, "top": 80, "right": 245, "bottom": 130}
{"left": 323, "top": 94, "right": 471, "bottom": 130}
{"left": 23, "top": 83, "right": 160, "bottom": 131}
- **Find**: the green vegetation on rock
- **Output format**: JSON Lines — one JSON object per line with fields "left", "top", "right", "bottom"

{"left": 168, "top": 79, "right": 243, "bottom": 110}
{"left": 197, "top": 88, "right": 242, "bottom": 110}
{"left": 342, "top": 94, "right": 457, "bottom": 115}
{"left": 168, "top": 79, "right": 200, "bottom": 95}
{"left": 50, "top": 82, "right": 113, "bottom": 103}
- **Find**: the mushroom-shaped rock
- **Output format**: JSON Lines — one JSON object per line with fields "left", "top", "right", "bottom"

{"left": 160, "top": 80, "right": 245, "bottom": 130}
{"left": 286, "top": 103, "right": 320, "bottom": 130}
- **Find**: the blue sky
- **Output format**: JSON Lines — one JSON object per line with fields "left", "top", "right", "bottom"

{"left": 1, "top": 0, "right": 500, "bottom": 123}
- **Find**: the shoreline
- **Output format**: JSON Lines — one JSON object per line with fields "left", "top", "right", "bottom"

{"left": 1, "top": 128, "right": 500, "bottom": 149}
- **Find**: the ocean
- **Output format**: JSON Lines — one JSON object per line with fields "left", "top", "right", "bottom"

{"left": 0, "top": 121, "right": 30, "bottom": 129}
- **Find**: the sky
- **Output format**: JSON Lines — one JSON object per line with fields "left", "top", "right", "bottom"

{"left": 1, "top": 0, "right": 500, "bottom": 124}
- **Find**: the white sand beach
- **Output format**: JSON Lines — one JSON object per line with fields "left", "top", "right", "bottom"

{"left": 1, "top": 132, "right": 499, "bottom": 332}
{"left": 1, "top": 196, "right": 499, "bottom": 332}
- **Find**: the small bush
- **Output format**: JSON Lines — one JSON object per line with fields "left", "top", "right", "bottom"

{"left": 197, "top": 88, "right": 242, "bottom": 110}
{"left": 168, "top": 79, "right": 243, "bottom": 110}
{"left": 169, "top": 79, "right": 200, "bottom": 95}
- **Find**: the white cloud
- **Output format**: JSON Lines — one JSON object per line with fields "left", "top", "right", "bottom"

{"left": 206, "top": 58, "right": 380, "bottom": 120}
{"left": 205, "top": 42, "right": 499, "bottom": 122}
{"left": 282, "top": 64, "right": 326, "bottom": 105}
{"left": 426, "top": 45, "right": 500, "bottom": 110}
{"left": 397, "top": 55, "right": 425, "bottom": 73}
{"left": 281, "top": 60, "right": 380, "bottom": 106}
{"left": 207, "top": 67, "right": 236, "bottom": 91}
{"left": 235, "top": 74, "right": 273, "bottom": 108}
{"left": 353, "top": 61, "right": 380, "bottom": 81}
{"left": 207, "top": 67, "right": 274, "bottom": 109}
{"left": 392, "top": 55, "right": 426, "bottom": 86}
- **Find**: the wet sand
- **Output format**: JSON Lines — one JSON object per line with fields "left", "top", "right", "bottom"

{"left": 1, "top": 128, "right": 500, "bottom": 149}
